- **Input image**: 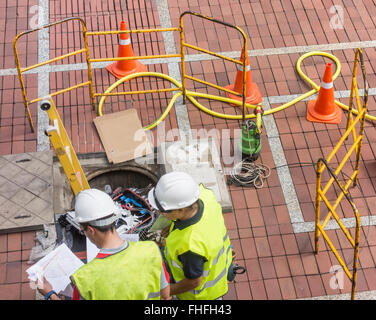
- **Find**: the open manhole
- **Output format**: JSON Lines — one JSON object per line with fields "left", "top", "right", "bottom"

{"left": 53, "top": 152, "right": 163, "bottom": 255}
{"left": 53, "top": 152, "right": 162, "bottom": 214}
{"left": 87, "top": 167, "right": 157, "bottom": 192}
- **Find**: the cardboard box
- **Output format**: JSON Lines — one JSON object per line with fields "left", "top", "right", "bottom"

{"left": 93, "top": 109, "right": 152, "bottom": 164}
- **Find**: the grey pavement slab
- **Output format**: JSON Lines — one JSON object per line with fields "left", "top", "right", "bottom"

{"left": 0, "top": 151, "right": 54, "bottom": 234}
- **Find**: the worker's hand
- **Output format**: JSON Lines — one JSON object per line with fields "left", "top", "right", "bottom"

{"left": 35, "top": 276, "right": 53, "bottom": 296}
{"left": 155, "top": 234, "right": 166, "bottom": 247}
{"left": 160, "top": 225, "right": 170, "bottom": 238}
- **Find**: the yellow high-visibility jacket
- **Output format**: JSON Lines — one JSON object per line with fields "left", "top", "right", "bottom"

{"left": 71, "top": 241, "right": 162, "bottom": 300}
{"left": 164, "top": 184, "right": 232, "bottom": 300}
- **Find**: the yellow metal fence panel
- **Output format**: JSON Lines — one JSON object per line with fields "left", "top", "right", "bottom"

{"left": 314, "top": 48, "right": 368, "bottom": 300}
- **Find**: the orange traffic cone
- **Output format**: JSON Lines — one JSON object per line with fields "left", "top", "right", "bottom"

{"left": 225, "top": 48, "right": 262, "bottom": 105}
{"left": 106, "top": 21, "right": 147, "bottom": 79}
{"left": 306, "top": 63, "right": 342, "bottom": 124}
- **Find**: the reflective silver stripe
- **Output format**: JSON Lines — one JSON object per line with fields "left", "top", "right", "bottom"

{"left": 169, "top": 233, "right": 230, "bottom": 287}
{"left": 119, "top": 38, "right": 131, "bottom": 46}
{"left": 237, "top": 64, "right": 251, "bottom": 72}
{"left": 200, "top": 233, "right": 229, "bottom": 279}
{"left": 167, "top": 247, "right": 183, "bottom": 270}
{"left": 321, "top": 81, "right": 333, "bottom": 89}
{"left": 146, "top": 291, "right": 161, "bottom": 300}
{"left": 190, "top": 265, "right": 227, "bottom": 296}
{"left": 171, "top": 259, "right": 182, "bottom": 269}
{"left": 202, "top": 269, "right": 210, "bottom": 277}
{"left": 189, "top": 239, "right": 232, "bottom": 296}
{"left": 212, "top": 246, "right": 224, "bottom": 266}
{"left": 212, "top": 233, "right": 229, "bottom": 265}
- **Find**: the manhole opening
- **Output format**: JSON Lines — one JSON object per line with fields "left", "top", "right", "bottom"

{"left": 87, "top": 167, "right": 158, "bottom": 192}
{"left": 53, "top": 153, "right": 164, "bottom": 256}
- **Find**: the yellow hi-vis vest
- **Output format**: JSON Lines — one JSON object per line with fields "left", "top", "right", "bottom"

{"left": 164, "top": 184, "right": 232, "bottom": 300}
{"left": 70, "top": 241, "right": 162, "bottom": 300}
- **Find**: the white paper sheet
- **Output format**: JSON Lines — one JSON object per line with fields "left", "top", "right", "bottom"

{"left": 86, "top": 232, "right": 139, "bottom": 263}
{"left": 26, "top": 243, "right": 84, "bottom": 293}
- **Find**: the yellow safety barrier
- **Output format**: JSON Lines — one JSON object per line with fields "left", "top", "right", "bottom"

{"left": 314, "top": 48, "right": 368, "bottom": 300}
{"left": 39, "top": 96, "right": 90, "bottom": 195}
{"left": 95, "top": 11, "right": 262, "bottom": 130}
{"left": 94, "top": 12, "right": 376, "bottom": 132}
{"left": 13, "top": 17, "right": 95, "bottom": 133}
{"left": 14, "top": 12, "right": 376, "bottom": 136}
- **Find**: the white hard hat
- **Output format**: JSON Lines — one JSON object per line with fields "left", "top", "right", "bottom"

{"left": 74, "top": 188, "right": 119, "bottom": 226}
{"left": 148, "top": 171, "right": 200, "bottom": 211}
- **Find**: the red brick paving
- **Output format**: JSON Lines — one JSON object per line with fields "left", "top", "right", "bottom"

{"left": 1, "top": 0, "right": 376, "bottom": 300}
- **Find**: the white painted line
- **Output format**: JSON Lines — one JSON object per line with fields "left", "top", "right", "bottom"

{"left": 0, "top": 59, "right": 179, "bottom": 77}
{"left": 37, "top": 0, "right": 50, "bottom": 152}
{"left": 262, "top": 98, "right": 304, "bottom": 224}
{"left": 300, "top": 290, "right": 376, "bottom": 300}
{"left": 155, "top": 0, "right": 192, "bottom": 140}
{"left": 293, "top": 215, "right": 376, "bottom": 233}
{"left": 3, "top": 38, "right": 376, "bottom": 77}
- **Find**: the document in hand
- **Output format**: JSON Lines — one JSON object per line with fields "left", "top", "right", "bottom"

{"left": 26, "top": 243, "right": 84, "bottom": 293}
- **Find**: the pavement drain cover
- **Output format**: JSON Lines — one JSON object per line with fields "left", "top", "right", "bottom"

{"left": 0, "top": 151, "right": 54, "bottom": 234}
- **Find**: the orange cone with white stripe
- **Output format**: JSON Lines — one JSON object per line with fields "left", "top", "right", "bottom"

{"left": 307, "top": 63, "right": 342, "bottom": 124}
{"left": 225, "top": 48, "right": 262, "bottom": 105}
{"left": 106, "top": 21, "right": 147, "bottom": 79}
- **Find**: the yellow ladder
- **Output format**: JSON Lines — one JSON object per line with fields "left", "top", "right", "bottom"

{"left": 40, "top": 97, "right": 90, "bottom": 195}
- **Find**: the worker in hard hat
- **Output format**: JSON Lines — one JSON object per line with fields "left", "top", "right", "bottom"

{"left": 148, "top": 171, "right": 244, "bottom": 300}
{"left": 36, "top": 188, "right": 170, "bottom": 300}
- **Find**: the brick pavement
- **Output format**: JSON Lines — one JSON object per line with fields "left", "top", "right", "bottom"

{"left": 1, "top": 0, "right": 376, "bottom": 300}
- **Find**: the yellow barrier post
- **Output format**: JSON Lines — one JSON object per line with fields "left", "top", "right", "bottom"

{"left": 40, "top": 96, "right": 90, "bottom": 195}
{"left": 352, "top": 49, "right": 369, "bottom": 187}
{"left": 314, "top": 160, "right": 322, "bottom": 255}
{"left": 13, "top": 35, "right": 35, "bottom": 132}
